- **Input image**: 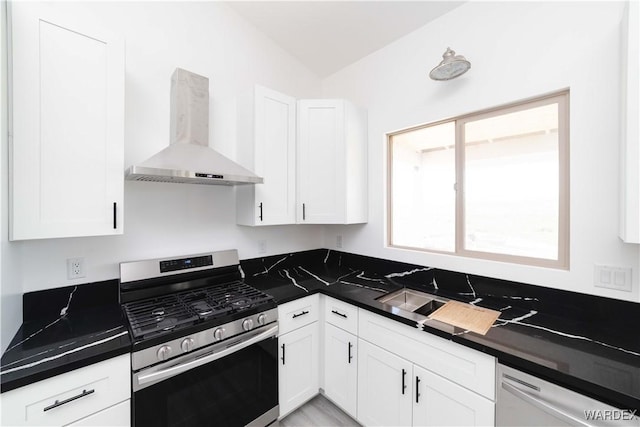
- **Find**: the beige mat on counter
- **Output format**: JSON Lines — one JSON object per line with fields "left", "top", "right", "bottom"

{"left": 428, "top": 300, "right": 501, "bottom": 335}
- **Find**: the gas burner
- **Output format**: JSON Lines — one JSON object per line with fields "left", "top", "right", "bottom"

{"left": 231, "top": 298, "right": 250, "bottom": 308}
{"left": 157, "top": 317, "right": 177, "bottom": 331}
{"left": 192, "top": 301, "right": 214, "bottom": 316}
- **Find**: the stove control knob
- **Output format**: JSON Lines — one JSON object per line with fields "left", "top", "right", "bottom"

{"left": 242, "top": 318, "right": 254, "bottom": 331}
{"left": 157, "top": 345, "right": 172, "bottom": 361}
{"left": 257, "top": 313, "right": 267, "bottom": 326}
{"left": 181, "top": 338, "right": 195, "bottom": 353}
{"left": 213, "top": 328, "right": 225, "bottom": 341}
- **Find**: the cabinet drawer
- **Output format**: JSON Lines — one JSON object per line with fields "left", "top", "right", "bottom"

{"left": 278, "top": 294, "right": 320, "bottom": 335}
{"left": 358, "top": 309, "right": 495, "bottom": 400}
{"left": 324, "top": 296, "right": 358, "bottom": 335}
{"left": 2, "top": 354, "right": 131, "bottom": 426}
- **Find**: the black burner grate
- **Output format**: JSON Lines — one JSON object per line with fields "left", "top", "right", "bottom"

{"left": 123, "top": 281, "right": 274, "bottom": 340}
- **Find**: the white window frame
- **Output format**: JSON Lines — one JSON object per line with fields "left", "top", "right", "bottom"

{"left": 387, "top": 90, "right": 570, "bottom": 269}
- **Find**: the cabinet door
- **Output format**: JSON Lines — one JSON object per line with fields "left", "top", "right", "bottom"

{"left": 413, "top": 365, "right": 494, "bottom": 427}
{"left": 66, "top": 400, "right": 130, "bottom": 426}
{"left": 237, "top": 86, "right": 296, "bottom": 226}
{"left": 9, "top": 2, "right": 124, "bottom": 240}
{"left": 357, "top": 339, "right": 412, "bottom": 427}
{"left": 620, "top": 0, "right": 640, "bottom": 242}
{"left": 324, "top": 323, "right": 357, "bottom": 419}
{"left": 255, "top": 86, "right": 296, "bottom": 225}
{"left": 297, "top": 100, "right": 346, "bottom": 224}
{"left": 278, "top": 322, "right": 319, "bottom": 418}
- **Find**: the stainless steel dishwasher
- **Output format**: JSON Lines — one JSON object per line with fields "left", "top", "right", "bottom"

{"left": 497, "top": 364, "right": 639, "bottom": 427}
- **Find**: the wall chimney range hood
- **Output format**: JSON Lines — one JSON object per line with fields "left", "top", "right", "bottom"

{"left": 125, "top": 68, "right": 263, "bottom": 185}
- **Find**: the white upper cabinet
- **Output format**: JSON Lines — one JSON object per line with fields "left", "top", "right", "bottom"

{"left": 237, "top": 91, "right": 369, "bottom": 226}
{"left": 620, "top": 0, "right": 640, "bottom": 242}
{"left": 9, "top": 2, "right": 124, "bottom": 240}
{"left": 237, "top": 86, "right": 296, "bottom": 226}
{"left": 297, "top": 99, "right": 368, "bottom": 224}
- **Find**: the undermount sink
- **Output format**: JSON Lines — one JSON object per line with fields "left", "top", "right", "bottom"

{"left": 377, "top": 289, "right": 446, "bottom": 317}
{"left": 413, "top": 299, "right": 446, "bottom": 316}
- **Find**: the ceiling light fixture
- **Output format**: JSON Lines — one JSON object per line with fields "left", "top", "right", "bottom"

{"left": 429, "top": 47, "right": 471, "bottom": 81}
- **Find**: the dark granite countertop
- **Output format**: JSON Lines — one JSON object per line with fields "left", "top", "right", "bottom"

{"left": 2, "top": 248, "right": 638, "bottom": 414}
{"left": 241, "top": 249, "right": 640, "bottom": 413}
{"left": 0, "top": 280, "right": 131, "bottom": 393}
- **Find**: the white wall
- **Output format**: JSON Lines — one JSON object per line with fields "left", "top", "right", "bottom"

{"left": 322, "top": 1, "right": 640, "bottom": 302}
{"left": 0, "top": 1, "right": 324, "bottom": 351}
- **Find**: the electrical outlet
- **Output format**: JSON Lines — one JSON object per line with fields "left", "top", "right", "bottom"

{"left": 258, "top": 240, "right": 267, "bottom": 254}
{"left": 67, "top": 257, "right": 85, "bottom": 279}
{"left": 336, "top": 235, "right": 343, "bottom": 248}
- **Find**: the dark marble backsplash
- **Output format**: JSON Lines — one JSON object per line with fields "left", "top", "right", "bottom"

{"left": 22, "top": 279, "right": 120, "bottom": 323}
{"left": 241, "top": 248, "right": 639, "bottom": 330}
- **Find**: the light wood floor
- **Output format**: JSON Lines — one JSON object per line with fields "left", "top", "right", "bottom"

{"left": 279, "top": 394, "right": 361, "bottom": 427}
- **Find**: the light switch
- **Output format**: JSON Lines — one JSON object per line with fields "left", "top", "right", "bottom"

{"left": 614, "top": 271, "right": 626, "bottom": 287}
{"left": 594, "top": 265, "right": 632, "bottom": 292}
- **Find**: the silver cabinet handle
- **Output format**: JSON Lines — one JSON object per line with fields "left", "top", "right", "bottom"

{"left": 501, "top": 382, "right": 590, "bottom": 426}
{"left": 137, "top": 324, "right": 278, "bottom": 389}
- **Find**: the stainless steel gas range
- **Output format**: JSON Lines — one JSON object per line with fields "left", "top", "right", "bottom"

{"left": 119, "top": 249, "right": 279, "bottom": 427}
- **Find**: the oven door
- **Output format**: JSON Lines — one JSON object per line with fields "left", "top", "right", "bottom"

{"left": 132, "top": 324, "right": 279, "bottom": 427}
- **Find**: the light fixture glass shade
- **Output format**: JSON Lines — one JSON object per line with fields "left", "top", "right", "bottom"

{"left": 429, "top": 47, "right": 471, "bottom": 81}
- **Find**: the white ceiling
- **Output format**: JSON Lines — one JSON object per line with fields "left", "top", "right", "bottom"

{"left": 225, "top": 1, "right": 465, "bottom": 78}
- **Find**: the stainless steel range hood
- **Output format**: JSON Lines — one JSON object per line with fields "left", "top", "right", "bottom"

{"left": 125, "top": 68, "right": 263, "bottom": 185}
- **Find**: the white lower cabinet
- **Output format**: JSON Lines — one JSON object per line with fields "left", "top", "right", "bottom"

{"left": 358, "top": 309, "right": 495, "bottom": 400}
{"left": 413, "top": 365, "right": 494, "bottom": 427}
{"left": 357, "top": 339, "right": 413, "bottom": 426}
{"left": 323, "top": 323, "right": 358, "bottom": 419}
{"left": 1, "top": 354, "right": 130, "bottom": 426}
{"left": 277, "top": 297, "right": 496, "bottom": 425}
{"left": 357, "top": 339, "right": 494, "bottom": 427}
{"left": 278, "top": 321, "right": 320, "bottom": 418}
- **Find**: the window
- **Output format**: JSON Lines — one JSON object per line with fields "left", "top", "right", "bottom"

{"left": 388, "top": 91, "right": 569, "bottom": 268}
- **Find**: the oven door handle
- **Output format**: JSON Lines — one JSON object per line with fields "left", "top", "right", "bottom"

{"left": 136, "top": 324, "right": 279, "bottom": 389}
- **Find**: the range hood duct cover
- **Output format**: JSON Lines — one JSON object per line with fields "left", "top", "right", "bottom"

{"left": 125, "top": 68, "right": 263, "bottom": 185}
